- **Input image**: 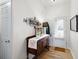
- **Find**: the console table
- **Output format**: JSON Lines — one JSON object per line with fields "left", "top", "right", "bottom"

{"left": 26, "top": 34, "right": 49, "bottom": 59}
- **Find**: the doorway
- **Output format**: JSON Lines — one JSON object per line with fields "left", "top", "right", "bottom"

{"left": 53, "top": 18, "right": 66, "bottom": 48}
{"left": 0, "top": 1, "right": 12, "bottom": 59}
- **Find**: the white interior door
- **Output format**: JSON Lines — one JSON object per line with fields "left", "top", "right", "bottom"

{"left": 0, "top": 1, "right": 12, "bottom": 59}
{"left": 53, "top": 18, "right": 66, "bottom": 48}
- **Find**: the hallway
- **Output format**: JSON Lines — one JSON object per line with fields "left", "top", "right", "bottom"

{"left": 0, "top": 0, "right": 78, "bottom": 59}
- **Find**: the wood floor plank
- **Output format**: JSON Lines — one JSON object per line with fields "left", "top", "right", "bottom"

{"left": 32, "top": 47, "right": 73, "bottom": 59}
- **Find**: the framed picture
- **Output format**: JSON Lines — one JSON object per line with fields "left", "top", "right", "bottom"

{"left": 70, "top": 15, "right": 78, "bottom": 32}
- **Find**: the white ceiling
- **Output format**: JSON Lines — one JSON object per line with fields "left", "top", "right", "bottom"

{"left": 39, "top": 0, "right": 69, "bottom": 8}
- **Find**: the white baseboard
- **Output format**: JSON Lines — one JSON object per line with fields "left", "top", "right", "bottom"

{"left": 69, "top": 48, "right": 76, "bottom": 59}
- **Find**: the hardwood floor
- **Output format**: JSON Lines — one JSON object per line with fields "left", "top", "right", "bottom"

{"left": 32, "top": 47, "right": 73, "bottom": 59}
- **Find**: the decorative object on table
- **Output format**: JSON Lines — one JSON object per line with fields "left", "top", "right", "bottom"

{"left": 23, "top": 17, "right": 41, "bottom": 26}
{"left": 23, "top": 16, "right": 42, "bottom": 37}
{"left": 35, "top": 26, "right": 43, "bottom": 37}
{"left": 43, "top": 22, "right": 50, "bottom": 35}
{"left": 70, "top": 15, "right": 78, "bottom": 32}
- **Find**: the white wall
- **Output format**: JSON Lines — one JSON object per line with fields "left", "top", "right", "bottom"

{"left": 12, "top": 0, "right": 45, "bottom": 59}
{"left": 0, "top": 6, "right": 2, "bottom": 59}
{"left": 43, "top": 0, "right": 71, "bottom": 48}
{"left": 70, "top": 0, "right": 78, "bottom": 59}
{"left": 8, "top": 0, "right": 78, "bottom": 59}
{"left": 0, "top": 8, "right": 1, "bottom": 38}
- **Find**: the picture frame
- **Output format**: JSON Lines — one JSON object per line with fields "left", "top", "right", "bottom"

{"left": 70, "top": 15, "right": 78, "bottom": 32}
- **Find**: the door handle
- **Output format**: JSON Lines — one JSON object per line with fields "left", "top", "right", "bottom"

{"left": 5, "top": 40, "right": 10, "bottom": 43}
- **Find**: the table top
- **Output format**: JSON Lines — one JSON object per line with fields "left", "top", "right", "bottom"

{"left": 28, "top": 34, "right": 50, "bottom": 49}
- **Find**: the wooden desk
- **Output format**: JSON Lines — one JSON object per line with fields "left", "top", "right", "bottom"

{"left": 26, "top": 34, "right": 49, "bottom": 59}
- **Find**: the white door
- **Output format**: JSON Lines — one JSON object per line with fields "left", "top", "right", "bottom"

{"left": 0, "top": 1, "right": 12, "bottom": 59}
{"left": 54, "top": 19, "right": 64, "bottom": 47}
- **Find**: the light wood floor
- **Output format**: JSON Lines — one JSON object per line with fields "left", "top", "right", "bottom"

{"left": 36, "top": 47, "right": 73, "bottom": 59}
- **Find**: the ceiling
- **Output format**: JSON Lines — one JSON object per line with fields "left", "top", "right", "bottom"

{"left": 39, "top": 0, "right": 69, "bottom": 8}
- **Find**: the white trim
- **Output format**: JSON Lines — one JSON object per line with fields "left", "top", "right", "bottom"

{"left": 69, "top": 48, "right": 75, "bottom": 59}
